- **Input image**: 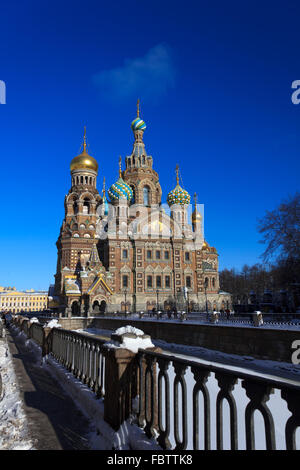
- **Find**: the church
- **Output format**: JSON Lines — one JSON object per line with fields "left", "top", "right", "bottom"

{"left": 49, "top": 103, "right": 231, "bottom": 316}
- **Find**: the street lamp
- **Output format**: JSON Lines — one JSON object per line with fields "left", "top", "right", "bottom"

{"left": 156, "top": 289, "right": 159, "bottom": 312}
{"left": 204, "top": 278, "right": 208, "bottom": 316}
{"left": 124, "top": 288, "right": 128, "bottom": 317}
{"left": 186, "top": 288, "right": 190, "bottom": 313}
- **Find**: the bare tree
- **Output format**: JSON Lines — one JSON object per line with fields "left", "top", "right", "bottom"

{"left": 257, "top": 192, "right": 300, "bottom": 262}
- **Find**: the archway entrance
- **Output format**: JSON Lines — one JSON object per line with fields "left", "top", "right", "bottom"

{"left": 71, "top": 301, "right": 80, "bottom": 316}
{"left": 92, "top": 300, "right": 100, "bottom": 314}
{"left": 100, "top": 300, "right": 106, "bottom": 314}
{"left": 92, "top": 298, "right": 107, "bottom": 315}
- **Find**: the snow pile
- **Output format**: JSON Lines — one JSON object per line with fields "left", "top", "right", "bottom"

{"left": 105, "top": 326, "right": 154, "bottom": 353}
{"left": 115, "top": 325, "right": 145, "bottom": 336}
{"left": 44, "top": 319, "right": 62, "bottom": 329}
{"left": 0, "top": 336, "right": 35, "bottom": 450}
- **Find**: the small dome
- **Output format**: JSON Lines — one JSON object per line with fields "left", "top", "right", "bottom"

{"left": 167, "top": 184, "right": 191, "bottom": 206}
{"left": 131, "top": 117, "right": 146, "bottom": 132}
{"left": 108, "top": 177, "right": 133, "bottom": 203}
{"left": 202, "top": 240, "right": 210, "bottom": 250}
{"left": 192, "top": 209, "right": 202, "bottom": 222}
{"left": 70, "top": 149, "right": 98, "bottom": 173}
{"left": 70, "top": 128, "right": 98, "bottom": 173}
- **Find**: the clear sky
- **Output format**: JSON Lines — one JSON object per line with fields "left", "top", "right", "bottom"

{"left": 0, "top": 0, "right": 299, "bottom": 291}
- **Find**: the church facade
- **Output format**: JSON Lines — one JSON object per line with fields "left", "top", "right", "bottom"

{"left": 50, "top": 105, "right": 231, "bottom": 316}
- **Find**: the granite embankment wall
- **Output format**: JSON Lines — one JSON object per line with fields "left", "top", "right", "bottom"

{"left": 54, "top": 317, "right": 300, "bottom": 363}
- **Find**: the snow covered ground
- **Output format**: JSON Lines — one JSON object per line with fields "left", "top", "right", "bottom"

{"left": 0, "top": 330, "right": 35, "bottom": 450}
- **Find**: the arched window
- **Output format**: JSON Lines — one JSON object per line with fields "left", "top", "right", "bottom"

{"left": 130, "top": 185, "right": 135, "bottom": 204}
{"left": 83, "top": 197, "right": 90, "bottom": 214}
{"left": 143, "top": 186, "right": 150, "bottom": 206}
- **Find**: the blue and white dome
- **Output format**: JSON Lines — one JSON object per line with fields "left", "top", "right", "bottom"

{"left": 131, "top": 117, "right": 146, "bottom": 132}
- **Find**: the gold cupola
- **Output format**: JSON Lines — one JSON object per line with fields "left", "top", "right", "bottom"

{"left": 70, "top": 127, "right": 98, "bottom": 173}
{"left": 192, "top": 192, "right": 202, "bottom": 223}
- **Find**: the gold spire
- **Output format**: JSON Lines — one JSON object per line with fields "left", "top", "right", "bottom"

{"left": 137, "top": 98, "right": 140, "bottom": 117}
{"left": 192, "top": 191, "right": 202, "bottom": 222}
{"left": 194, "top": 192, "right": 197, "bottom": 207}
{"left": 83, "top": 126, "right": 87, "bottom": 152}
{"left": 175, "top": 164, "right": 179, "bottom": 185}
{"left": 119, "top": 156, "right": 122, "bottom": 177}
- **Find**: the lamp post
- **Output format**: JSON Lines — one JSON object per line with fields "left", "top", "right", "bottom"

{"left": 156, "top": 289, "right": 159, "bottom": 312}
{"left": 204, "top": 278, "right": 208, "bottom": 317}
{"left": 187, "top": 288, "right": 190, "bottom": 313}
{"left": 124, "top": 288, "right": 128, "bottom": 317}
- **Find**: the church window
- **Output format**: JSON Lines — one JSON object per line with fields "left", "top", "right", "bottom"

{"left": 122, "top": 249, "right": 128, "bottom": 259}
{"left": 212, "top": 278, "right": 215, "bottom": 288}
{"left": 185, "top": 252, "right": 190, "bottom": 262}
{"left": 186, "top": 276, "right": 192, "bottom": 288}
{"left": 164, "top": 251, "right": 169, "bottom": 260}
{"left": 156, "top": 250, "right": 161, "bottom": 260}
{"left": 156, "top": 276, "right": 162, "bottom": 288}
{"left": 143, "top": 186, "right": 150, "bottom": 206}
{"left": 165, "top": 276, "right": 171, "bottom": 288}
{"left": 147, "top": 276, "right": 153, "bottom": 288}
{"left": 130, "top": 185, "right": 135, "bottom": 204}
{"left": 122, "top": 275, "right": 128, "bottom": 288}
{"left": 146, "top": 250, "right": 152, "bottom": 260}
{"left": 81, "top": 176, "right": 84, "bottom": 184}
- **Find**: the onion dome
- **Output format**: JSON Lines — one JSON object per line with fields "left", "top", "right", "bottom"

{"left": 70, "top": 127, "right": 98, "bottom": 173}
{"left": 167, "top": 165, "right": 191, "bottom": 206}
{"left": 202, "top": 240, "right": 210, "bottom": 250}
{"left": 192, "top": 192, "right": 202, "bottom": 222}
{"left": 131, "top": 99, "right": 146, "bottom": 132}
{"left": 131, "top": 117, "right": 146, "bottom": 132}
{"left": 108, "top": 157, "right": 133, "bottom": 203}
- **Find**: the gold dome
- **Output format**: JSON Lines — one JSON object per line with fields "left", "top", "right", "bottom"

{"left": 70, "top": 127, "right": 98, "bottom": 173}
{"left": 202, "top": 240, "right": 210, "bottom": 250}
{"left": 192, "top": 210, "right": 202, "bottom": 222}
{"left": 70, "top": 150, "right": 98, "bottom": 173}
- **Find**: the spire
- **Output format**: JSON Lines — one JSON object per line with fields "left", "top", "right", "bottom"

{"left": 119, "top": 156, "right": 122, "bottom": 178}
{"left": 102, "top": 176, "right": 106, "bottom": 195}
{"left": 83, "top": 126, "right": 87, "bottom": 152}
{"left": 194, "top": 192, "right": 197, "bottom": 207}
{"left": 137, "top": 98, "right": 140, "bottom": 118}
{"left": 176, "top": 164, "right": 179, "bottom": 185}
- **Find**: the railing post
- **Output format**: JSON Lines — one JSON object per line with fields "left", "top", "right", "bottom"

{"left": 103, "top": 330, "right": 160, "bottom": 432}
{"left": 42, "top": 327, "right": 52, "bottom": 357}
{"left": 103, "top": 346, "right": 136, "bottom": 431}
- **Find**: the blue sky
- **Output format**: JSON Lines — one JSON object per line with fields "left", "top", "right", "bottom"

{"left": 0, "top": 0, "right": 300, "bottom": 290}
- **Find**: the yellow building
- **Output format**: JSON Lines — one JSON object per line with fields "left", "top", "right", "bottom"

{"left": 0, "top": 287, "right": 48, "bottom": 314}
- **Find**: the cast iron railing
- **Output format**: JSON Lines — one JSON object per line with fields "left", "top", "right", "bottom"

{"left": 136, "top": 348, "right": 300, "bottom": 450}
{"left": 12, "top": 317, "right": 300, "bottom": 450}
{"left": 49, "top": 328, "right": 106, "bottom": 398}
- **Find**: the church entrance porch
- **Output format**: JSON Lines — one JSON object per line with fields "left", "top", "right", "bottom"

{"left": 91, "top": 297, "right": 107, "bottom": 315}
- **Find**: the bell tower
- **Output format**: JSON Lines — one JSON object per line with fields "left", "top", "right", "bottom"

{"left": 54, "top": 128, "right": 102, "bottom": 301}
{"left": 123, "top": 100, "right": 162, "bottom": 207}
